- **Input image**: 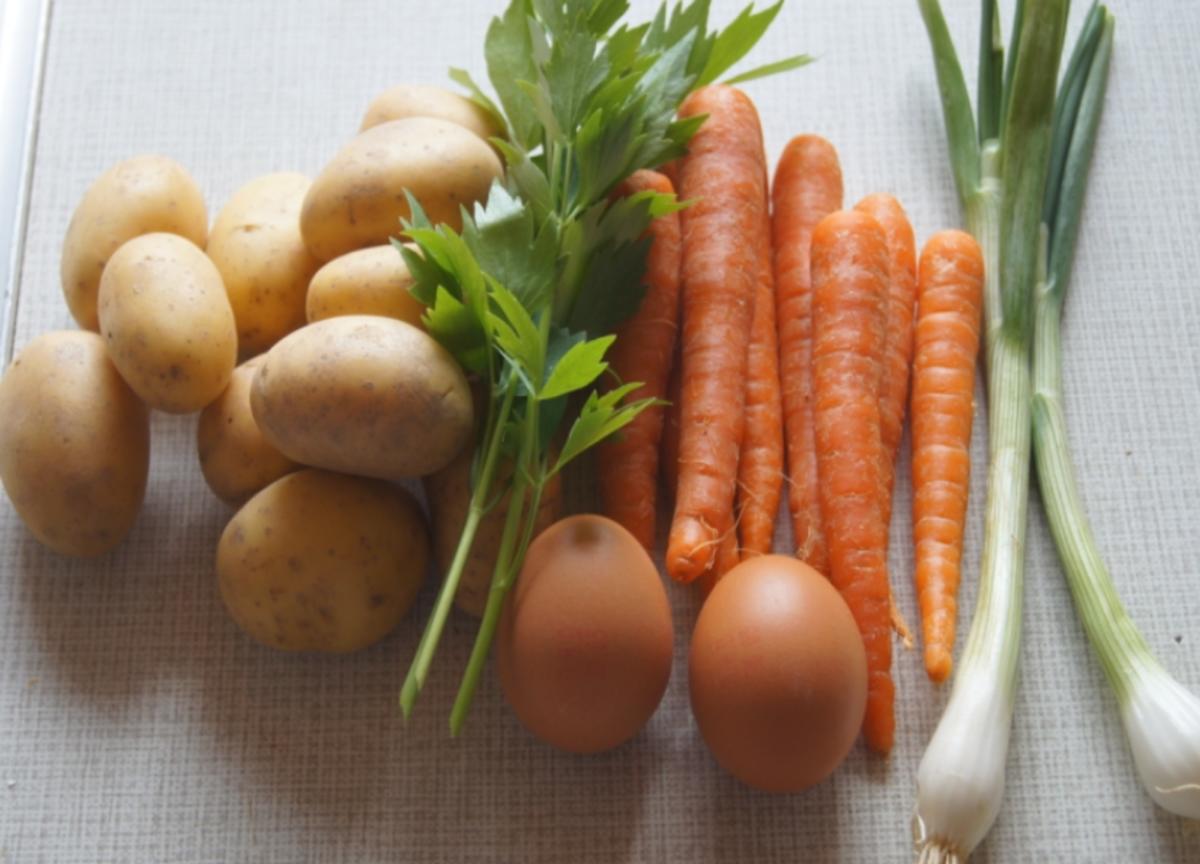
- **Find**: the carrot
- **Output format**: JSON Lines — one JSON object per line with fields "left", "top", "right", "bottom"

{"left": 734, "top": 149, "right": 783, "bottom": 559}
{"left": 852, "top": 193, "right": 917, "bottom": 522}
{"left": 854, "top": 194, "right": 918, "bottom": 646}
{"left": 911, "top": 230, "right": 984, "bottom": 684}
{"left": 810, "top": 209, "right": 893, "bottom": 754}
{"left": 597, "top": 170, "right": 683, "bottom": 552}
{"left": 771, "top": 135, "right": 843, "bottom": 573}
{"left": 658, "top": 159, "right": 680, "bottom": 191}
{"left": 665, "top": 85, "right": 766, "bottom": 583}
{"left": 697, "top": 512, "right": 740, "bottom": 599}
{"left": 660, "top": 343, "right": 682, "bottom": 499}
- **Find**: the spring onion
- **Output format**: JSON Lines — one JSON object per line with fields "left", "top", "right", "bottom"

{"left": 1031, "top": 9, "right": 1200, "bottom": 821}
{"left": 911, "top": 1, "right": 1069, "bottom": 860}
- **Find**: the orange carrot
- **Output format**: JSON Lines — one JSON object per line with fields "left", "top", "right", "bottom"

{"left": 853, "top": 193, "right": 917, "bottom": 524}
{"left": 660, "top": 343, "right": 682, "bottom": 500}
{"left": 911, "top": 230, "right": 984, "bottom": 683}
{"left": 597, "top": 170, "right": 683, "bottom": 552}
{"left": 734, "top": 154, "right": 783, "bottom": 558}
{"left": 659, "top": 159, "right": 680, "bottom": 190}
{"left": 665, "top": 85, "right": 766, "bottom": 583}
{"left": 771, "top": 135, "right": 843, "bottom": 573}
{"left": 697, "top": 512, "right": 740, "bottom": 599}
{"left": 810, "top": 209, "right": 893, "bottom": 753}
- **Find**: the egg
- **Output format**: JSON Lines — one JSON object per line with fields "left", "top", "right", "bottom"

{"left": 689, "top": 555, "right": 867, "bottom": 792}
{"left": 497, "top": 514, "right": 674, "bottom": 754}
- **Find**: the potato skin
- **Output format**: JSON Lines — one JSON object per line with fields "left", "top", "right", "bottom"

{"left": 98, "top": 233, "right": 237, "bottom": 413}
{"left": 305, "top": 244, "right": 425, "bottom": 327}
{"left": 251, "top": 315, "right": 472, "bottom": 480}
{"left": 61, "top": 155, "right": 207, "bottom": 330}
{"left": 359, "top": 84, "right": 500, "bottom": 141}
{"left": 424, "top": 448, "right": 562, "bottom": 617}
{"left": 0, "top": 331, "right": 150, "bottom": 557}
{"left": 206, "top": 172, "right": 319, "bottom": 358}
{"left": 217, "top": 469, "right": 429, "bottom": 653}
{"left": 196, "top": 357, "right": 299, "bottom": 505}
{"left": 300, "top": 117, "right": 502, "bottom": 261}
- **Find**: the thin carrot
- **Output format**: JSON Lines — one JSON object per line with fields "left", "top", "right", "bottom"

{"left": 665, "top": 84, "right": 766, "bottom": 583}
{"left": 811, "top": 209, "right": 893, "bottom": 754}
{"left": 697, "top": 512, "right": 740, "bottom": 599}
{"left": 734, "top": 153, "right": 783, "bottom": 559}
{"left": 660, "top": 343, "right": 682, "bottom": 500}
{"left": 771, "top": 135, "right": 843, "bottom": 574}
{"left": 911, "top": 229, "right": 984, "bottom": 684}
{"left": 854, "top": 193, "right": 918, "bottom": 647}
{"left": 658, "top": 159, "right": 680, "bottom": 191}
{"left": 852, "top": 193, "right": 917, "bottom": 522}
{"left": 597, "top": 170, "right": 683, "bottom": 552}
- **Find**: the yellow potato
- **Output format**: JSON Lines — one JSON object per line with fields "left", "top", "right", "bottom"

{"left": 305, "top": 244, "right": 424, "bottom": 327}
{"left": 206, "top": 172, "right": 320, "bottom": 358}
{"left": 196, "top": 357, "right": 299, "bottom": 505}
{"left": 217, "top": 468, "right": 429, "bottom": 653}
{"left": 250, "top": 315, "right": 472, "bottom": 480}
{"left": 61, "top": 154, "right": 207, "bottom": 330}
{"left": 98, "top": 233, "right": 237, "bottom": 413}
{"left": 359, "top": 83, "right": 500, "bottom": 141}
{"left": 300, "top": 117, "right": 502, "bottom": 261}
{"left": 0, "top": 331, "right": 150, "bottom": 557}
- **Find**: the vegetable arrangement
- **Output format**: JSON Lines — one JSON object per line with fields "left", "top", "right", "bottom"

{"left": 392, "top": 0, "right": 808, "bottom": 733}
{"left": 0, "top": 0, "right": 1196, "bottom": 858}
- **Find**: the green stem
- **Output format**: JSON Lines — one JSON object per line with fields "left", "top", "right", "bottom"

{"left": 958, "top": 325, "right": 1031, "bottom": 696}
{"left": 966, "top": 142, "right": 1003, "bottom": 349}
{"left": 449, "top": 382, "right": 546, "bottom": 734}
{"left": 399, "top": 379, "right": 518, "bottom": 717}
{"left": 1032, "top": 283, "right": 1146, "bottom": 702}
{"left": 1030, "top": 7, "right": 1139, "bottom": 700}
{"left": 977, "top": 0, "right": 1004, "bottom": 144}
{"left": 450, "top": 466, "right": 531, "bottom": 734}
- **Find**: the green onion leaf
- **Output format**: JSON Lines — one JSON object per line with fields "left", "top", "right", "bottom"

{"left": 916, "top": 0, "right": 981, "bottom": 206}
{"left": 723, "top": 53, "right": 813, "bottom": 85}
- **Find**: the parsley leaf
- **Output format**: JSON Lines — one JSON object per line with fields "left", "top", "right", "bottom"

{"left": 400, "top": 0, "right": 804, "bottom": 732}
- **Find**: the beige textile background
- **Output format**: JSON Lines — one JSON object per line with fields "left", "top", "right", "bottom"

{"left": 2, "top": 1, "right": 1199, "bottom": 861}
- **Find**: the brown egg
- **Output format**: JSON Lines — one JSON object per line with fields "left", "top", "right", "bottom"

{"left": 498, "top": 514, "right": 674, "bottom": 754}
{"left": 689, "top": 555, "right": 867, "bottom": 792}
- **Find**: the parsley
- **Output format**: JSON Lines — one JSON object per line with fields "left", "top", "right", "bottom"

{"left": 398, "top": 0, "right": 806, "bottom": 733}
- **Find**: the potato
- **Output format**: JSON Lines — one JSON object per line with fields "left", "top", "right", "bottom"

{"left": 0, "top": 331, "right": 150, "bottom": 557}
{"left": 196, "top": 357, "right": 299, "bottom": 505}
{"left": 424, "top": 447, "right": 562, "bottom": 617}
{"left": 61, "top": 155, "right": 207, "bottom": 330}
{"left": 300, "top": 117, "right": 502, "bottom": 261}
{"left": 305, "top": 244, "right": 424, "bottom": 327}
{"left": 217, "top": 468, "right": 429, "bottom": 653}
{"left": 251, "top": 315, "right": 472, "bottom": 480}
{"left": 98, "top": 233, "right": 237, "bottom": 413}
{"left": 359, "top": 83, "right": 500, "bottom": 141}
{"left": 206, "top": 172, "right": 319, "bottom": 358}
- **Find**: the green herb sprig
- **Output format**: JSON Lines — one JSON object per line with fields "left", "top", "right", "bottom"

{"left": 397, "top": 0, "right": 806, "bottom": 733}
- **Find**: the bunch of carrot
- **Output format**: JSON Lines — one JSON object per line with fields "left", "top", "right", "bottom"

{"left": 597, "top": 84, "right": 985, "bottom": 755}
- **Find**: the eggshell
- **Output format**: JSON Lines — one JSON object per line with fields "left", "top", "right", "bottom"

{"left": 689, "top": 555, "right": 868, "bottom": 792}
{"left": 498, "top": 515, "right": 673, "bottom": 754}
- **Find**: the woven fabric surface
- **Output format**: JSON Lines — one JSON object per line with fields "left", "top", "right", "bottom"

{"left": 2, "top": 1, "right": 1199, "bottom": 861}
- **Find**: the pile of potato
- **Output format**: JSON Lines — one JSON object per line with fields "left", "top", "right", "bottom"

{"left": 0, "top": 84, "right": 522, "bottom": 653}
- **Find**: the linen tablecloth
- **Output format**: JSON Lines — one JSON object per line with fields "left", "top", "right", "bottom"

{"left": 2, "top": 1, "right": 1198, "bottom": 860}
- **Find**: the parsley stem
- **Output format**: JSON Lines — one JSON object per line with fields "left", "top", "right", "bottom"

{"left": 449, "top": 377, "right": 545, "bottom": 734}
{"left": 450, "top": 469, "right": 530, "bottom": 735}
{"left": 399, "top": 378, "right": 517, "bottom": 718}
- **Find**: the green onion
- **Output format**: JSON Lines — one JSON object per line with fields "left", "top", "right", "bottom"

{"left": 912, "top": 1, "right": 1068, "bottom": 860}
{"left": 1032, "top": 9, "right": 1200, "bottom": 820}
